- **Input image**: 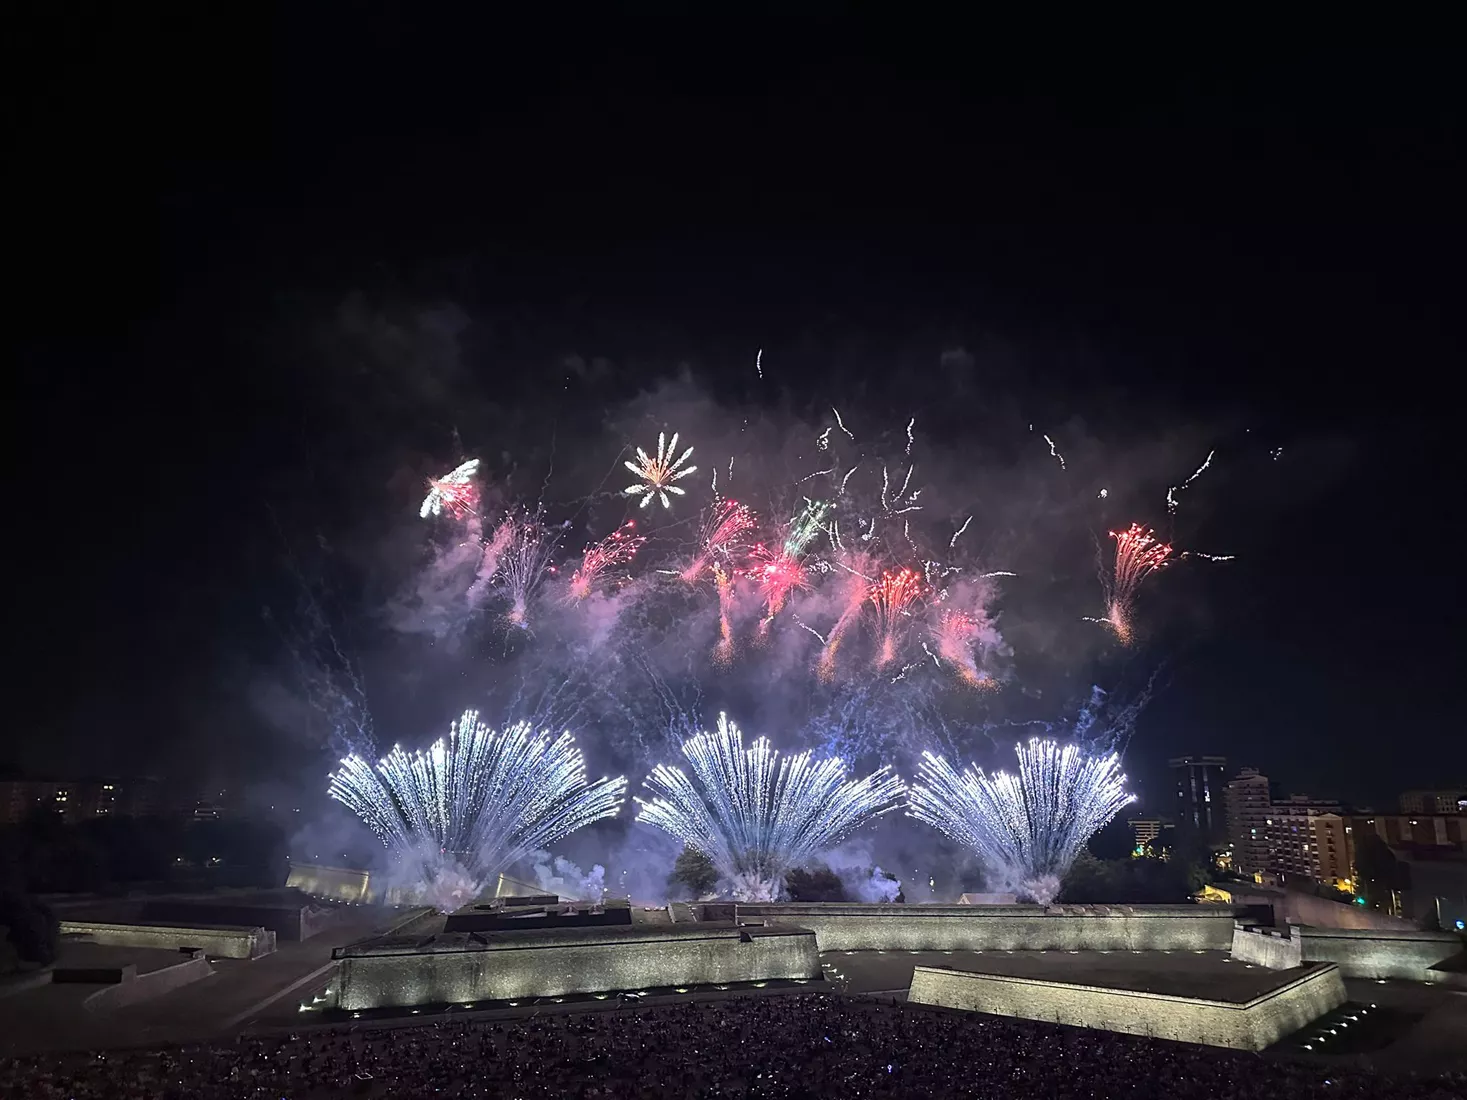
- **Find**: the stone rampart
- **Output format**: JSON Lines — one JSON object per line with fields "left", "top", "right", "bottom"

{"left": 1298, "top": 926, "right": 1462, "bottom": 982}
{"left": 332, "top": 922, "right": 819, "bottom": 1010}
{"left": 907, "top": 962, "right": 1346, "bottom": 1051}
{"left": 1231, "top": 923, "right": 1303, "bottom": 969}
{"left": 735, "top": 903, "right": 1235, "bottom": 952}
{"left": 60, "top": 920, "right": 275, "bottom": 959}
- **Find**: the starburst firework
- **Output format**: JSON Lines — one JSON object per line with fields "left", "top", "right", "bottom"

{"left": 497, "top": 514, "right": 560, "bottom": 626}
{"left": 419, "top": 459, "right": 481, "bottom": 519}
{"left": 1094, "top": 523, "right": 1173, "bottom": 644}
{"left": 568, "top": 521, "right": 645, "bottom": 601}
{"left": 328, "top": 709, "right": 626, "bottom": 910}
{"left": 908, "top": 738, "right": 1133, "bottom": 904}
{"left": 624, "top": 431, "right": 698, "bottom": 509}
{"left": 869, "top": 567, "right": 924, "bottom": 667}
{"left": 635, "top": 714, "right": 904, "bottom": 900}
{"left": 681, "top": 500, "right": 756, "bottom": 583}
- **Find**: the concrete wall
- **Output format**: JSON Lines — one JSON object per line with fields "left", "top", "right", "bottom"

{"left": 1298, "top": 926, "right": 1463, "bottom": 982}
{"left": 1231, "top": 924, "right": 1303, "bottom": 969}
{"left": 908, "top": 962, "right": 1346, "bottom": 1051}
{"left": 82, "top": 954, "right": 213, "bottom": 1011}
{"left": 333, "top": 923, "right": 820, "bottom": 1010}
{"left": 1224, "top": 885, "right": 1418, "bottom": 931}
{"left": 286, "top": 863, "right": 371, "bottom": 903}
{"left": 736, "top": 903, "right": 1236, "bottom": 953}
{"left": 60, "top": 920, "right": 276, "bottom": 959}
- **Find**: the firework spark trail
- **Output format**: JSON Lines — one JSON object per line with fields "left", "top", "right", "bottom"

{"left": 712, "top": 564, "right": 736, "bottom": 666}
{"left": 328, "top": 709, "right": 626, "bottom": 910}
{"left": 624, "top": 431, "right": 698, "bottom": 509}
{"left": 464, "top": 518, "right": 515, "bottom": 608}
{"left": 568, "top": 521, "right": 645, "bottom": 601}
{"left": 755, "top": 348, "right": 763, "bottom": 379}
{"left": 420, "top": 459, "right": 481, "bottom": 519}
{"left": 681, "top": 500, "right": 757, "bottom": 583}
{"left": 817, "top": 553, "right": 875, "bottom": 680}
{"left": 908, "top": 738, "right": 1133, "bottom": 904}
{"left": 1042, "top": 434, "right": 1066, "bottom": 471}
{"left": 950, "top": 516, "right": 973, "bottom": 548}
{"left": 869, "top": 567, "right": 925, "bottom": 668}
{"left": 1166, "top": 449, "right": 1215, "bottom": 514}
{"left": 832, "top": 407, "right": 854, "bottom": 441}
{"left": 932, "top": 609, "right": 993, "bottom": 688}
{"left": 497, "top": 515, "right": 561, "bottom": 626}
{"left": 634, "top": 714, "right": 904, "bottom": 900}
{"left": 1094, "top": 522, "right": 1173, "bottom": 645}
{"left": 905, "top": 418, "right": 915, "bottom": 455}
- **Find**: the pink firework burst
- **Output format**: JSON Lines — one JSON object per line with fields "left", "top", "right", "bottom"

{"left": 745, "top": 543, "right": 810, "bottom": 623}
{"left": 681, "top": 500, "right": 756, "bottom": 583}
{"left": 933, "top": 609, "right": 994, "bottom": 688}
{"left": 869, "top": 567, "right": 925, "bottom": 668}
{"left": 567, "top": 521, "right": 646, "bottom": 601}
{"left": 1096, "top": 522, "right": 1173, "bottom": 645}
{"left": 817, "top": 552, "right": 876, "bottom": 681}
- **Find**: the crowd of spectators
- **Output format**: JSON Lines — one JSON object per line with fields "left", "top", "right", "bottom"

{"left": 2, "top": 994, "right": 1460, "bottom": 1099}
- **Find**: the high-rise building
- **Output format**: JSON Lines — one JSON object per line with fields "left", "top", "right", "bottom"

{"left": 1225, "top": 768, "right": 1272, "bottom": 876}
{"left": 1310, "top": 813, "right": 1351, "bottom": 886}
{"left": 1169, "top": 755, "right": 1228, "bottom": 845}
{"left": 1128, "top": 817, "right": 1163, "bottom": 854}
{"left": 1400, "top": 790, "right": 1467, "bottom": 815}
{"left": 1265, "top": 794, "right": 1343, "bottom": 881}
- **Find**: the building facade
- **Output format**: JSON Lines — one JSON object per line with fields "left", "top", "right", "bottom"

{"left": 1399, "top": 790, "right": 1467, "bottom": 815}
{"left": 1224, "top": 768, "right": 1272, "bottom": 876}
{"left": 1169, "top": 755, "right": 1228, "bottom": 846}
{"left": 0, "top": 777, "right": 165, "bottom": 825}
{"left": 1264, "top": 794, "right": 1343, "bottom": 882}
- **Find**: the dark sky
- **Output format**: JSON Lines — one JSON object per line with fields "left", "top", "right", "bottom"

{"left": 13, "top": 15, "right": 1464, "bottom": 812}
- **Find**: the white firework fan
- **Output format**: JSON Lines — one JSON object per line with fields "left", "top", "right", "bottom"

{"left": 624, "top": 431, "right": 698, "bottom": 509}
{"left": 420, "top": 458, "right": 481, "bottom": 519}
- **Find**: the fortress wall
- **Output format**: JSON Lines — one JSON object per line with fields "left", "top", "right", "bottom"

{"left": 335, "top": 925, "right": 820, "bottom": 1011}
{"left": 907, "top": 963, "right": 1346, "bottom": 1051}
{"left": 1231, "top": 924, "right": 1303, "bottom": 969}
{"left": 60, "top": 920, "right": 275, "bottom": 960}
{"left": 1298, "top": 926, "right": 1462, "bottom": 981}
{"left": 735, "top": 904, "right": 1236, "bottom": 953}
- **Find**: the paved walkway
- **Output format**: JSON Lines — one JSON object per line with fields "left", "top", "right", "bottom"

{"left": 0, "top": 910, "right": 390, "bottom": 1057}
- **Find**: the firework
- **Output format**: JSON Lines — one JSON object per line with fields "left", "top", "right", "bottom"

{"left": 624, "top": 431, "right": 698, "bottom": 510}
{"left": 869, "top": 567, "right": 924, "bottom": 667}
{"left": 932, "top": 608, "right": 992, "bottom": 688}
{"left": 568, "top": 521, "right": 645, "bottom": 601}
{"left": 1093, "top": 522, "right": 1173, "bottom": 644}
{"left": 747, "top": 546, "right": 809, "bottom": 623}
{"left": 744, "top": 500, "right": 829, "bottom": 624}
{"left": 496, "top": 514, "right": 561, "bottom": 626}
{"left": 817, "top": 553, "right": 875, "bottom": 680}
{"left": 420, "top": 459, "right": 481, "bottom": 519}
{"left": 908, "top": 738, "right": 1133, "bottom": 904}
{"left": 635, "top": 714, "right": 904, "bottom": 900}
{"left": 712, "top": 564, "right": 736, "bottom": 665}
{"left": 328, "top": 709, "right": 626, "bottom": 910}
{"left": 681, "top": 500, "right": 756, "bottom": 583}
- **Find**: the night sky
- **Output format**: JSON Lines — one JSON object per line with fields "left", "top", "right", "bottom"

{"left": 13, "top": 16, "right": 1464, "bottom": 819}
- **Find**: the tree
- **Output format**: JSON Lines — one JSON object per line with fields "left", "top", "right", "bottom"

{"left": 785, "top": 865, "right": 847, "bottom": 902}
{"left": 1354, "top": 833, "right": 1407, "bottom": 913}
{"left": 668, "top": 846, "right": 719, "bottom": 898}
